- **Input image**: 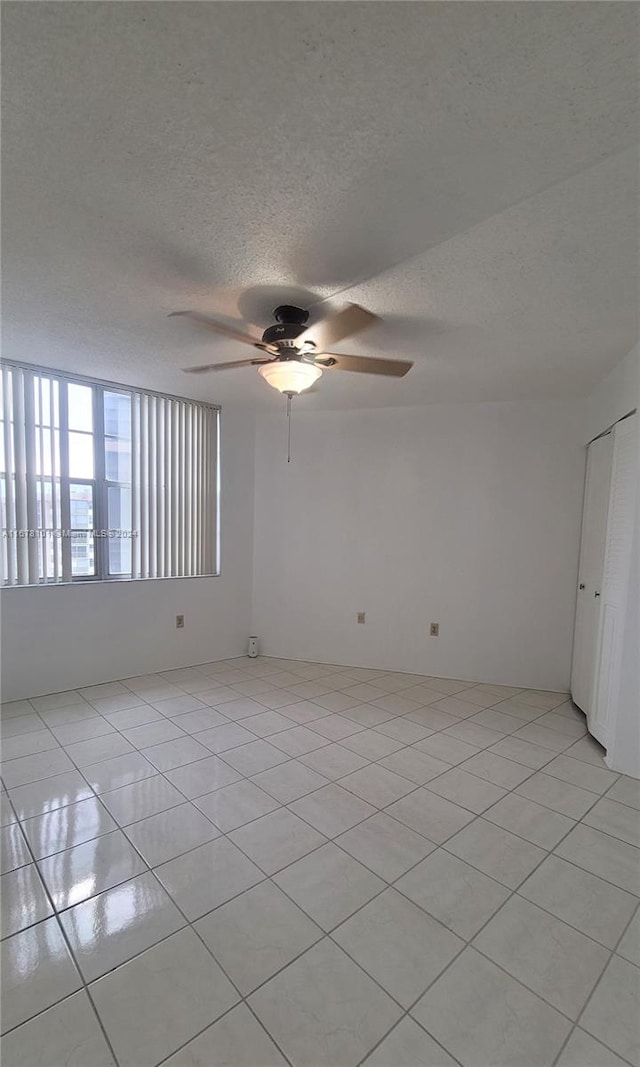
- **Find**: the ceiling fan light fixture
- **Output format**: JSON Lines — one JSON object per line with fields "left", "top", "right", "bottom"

{"left": 258, "top": 360, "right": 322, "bottom": 394}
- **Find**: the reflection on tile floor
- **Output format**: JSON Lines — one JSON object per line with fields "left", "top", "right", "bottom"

{"left": 1, "top": 658, "right": 638, "bottom": 1066}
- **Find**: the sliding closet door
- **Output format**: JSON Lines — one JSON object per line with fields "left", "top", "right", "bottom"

{"left": 591, "top": 413, "right": 638, "bottom": 747}
{"left": 571, "top": 431, "right": 614, "bottom": 719}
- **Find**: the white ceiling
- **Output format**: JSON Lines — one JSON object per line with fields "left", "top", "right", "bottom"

{"left": 3, "top": 2, "right": 638, "bottom": 410}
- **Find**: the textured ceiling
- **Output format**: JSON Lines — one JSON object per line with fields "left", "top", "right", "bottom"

{"left": 2, "top": 2, "right": 638, "bottom": 410}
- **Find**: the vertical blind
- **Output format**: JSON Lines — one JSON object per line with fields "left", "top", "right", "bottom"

{"left": 0, "top": 361, "right": 219, "bottom": 585}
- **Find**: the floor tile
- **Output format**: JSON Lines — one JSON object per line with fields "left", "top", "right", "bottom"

{"left": 299, "top": 742, "right": 369, "bottom": 779}
{"left": 342, "top": 703, "right": 396, "bottom": 728}
{"left": 484, "top": 792, "right": 574, "bottom": 849}
{"left": 60, "top": 870, "right": 185, "bottom": 981}
{"left": 421, "top": 677, "right": 473, "bottom": 695}
{"left": 617, "top": 909, "right": 640, "bottom": 967}
{"left": 0, "top": 700, "right": 36, "bottom": 719}
{"left": 6, "top": 770, "right": 93, "bottom": 822}
{"left": 515, "top": 771, "right": 596, "bottom": 819}
{"left": 461, "top": 750, "right": 533, "bottom": 789}
{"left": 583, "top": 796, "right": 640, "bottom": 847}
{"left": 334, "top": 887, "right": 462, "bottom": 1008}
{"left": 64, "top": 733, "right": 135, "bottom": 767}
{"left": 155, "top": 837, "right": 264, "bottom": 920}
{"left": 30, "top": 691, "right": 86, "bottom": 711}
{"left": 519, "top": 854, "right": 638, "bottom": 949}
{"left": 412, "top": 947, "right": 571, "bottom": 1067}
{"left": 142, "top": 736, "right": 212, "bottom": 772}
{"left": 387, "top": 788, "right": 474, "bottom": 843}
{"left": 362, "top": 1017, "right": 458, "bottom": 1066}
{"left": 564, "top": 734, "right": 609, "bottom": 767}
{"left": 512, "top": 723, "right": 574, "bottom": 753}
{"left": 370, "top": 692, "right": 425, "bottom": 715}
{"left": 0, "top": 748, "right": 75, "bottom": 788}
{"left": 50, "top": 717, "right": 116, "bottom": 745}
{"left": 249, "top": 938, "right": 402, "bottom": 1067}
{"left": 290, "top": 782, "right": 376, "bottom": 837}
{"left": 310, "top": 691, "right": 364, "bottom": 712}
{"left": 607, "top": 775, "right": 640, "bottom": 811}
{"left": 397, "top": 848, "right": 510, "bottom": 939}
{"left": 336, "top": 812, "right": 435, "bottom": 881}
{"left": 91, "top": 928, "right": 239, "bottom": 1067}
{"left": 2, "top": 730, "right": 60, "bottom": 761}
{"left": 123, "top": 719, "right": 187, "bottom": 749}
{"left": 220, "top": 739, "right": 289, "bottom": 776}
{"left": 445, "top": 818, "right": 545, "bottom": 888}
{"left": 0, "top": 990, "right": 116, "bottom": 1066}
{"left": 168, "top": 707, "right": 229, "bottom": 734}
{"left": 241, "top": 710, "right": 297, "bottom": 736}
{"left": 556, "top": 1027, "right": 629, "bottom": 1067}
{"left": 124, "top": 802, "right": 219, "bottom": 866}
{"left": 542, "top": 754, "right": 619, "bottom": 794}
{"left": 163, "top": 1003, "right": 287, "bottom": 1066}
{"left": 308, "top": 714, "right": 365, "bottom": 741}
{"left": 378, "top": 747, "right": 450, "bottom": 784}
{"left": 278, "top": 700, "right": 330, "bottom": 724}
{"left": 260, "top": 724, "right": 328, "bottom": 757}
{"left": 442, "top": 720, "right": 505, "bottom": 749}
{"left": 340, "top": 764, "right": 415, "bottom": 807}
{"left": 405, "top": 707, "right": 460, "bottom": 732}
{"left": 230, "top": 808, "right": 326, "bottom": 874}
{"left": 0, "top": 795, "right": 15, "bottom": 829}
{"left": 1, "top": 863, "right": 53, "bottom": 938}
{"left": 1, "top": 916, "right": 82, "bottom": 1034}
{"left": 375, "top": 716, "right": 434, "bottom": 743}
{"left": 555, "top": 824, "right": 640, "bottom": 895}
{"left": 488, "top": 736, "right": 554, "bottom": 770}
{"left": 0, "top": 822, "right": 30, "bottom": 873}
{"left": 163, "top": 753, "right": 241, "bottom": 798}
{"left": 90, "top": 693, "right": 146, "bottom": 715}
{"left": 474, "top": 894, "right": 609, "bottom": 1019}
{"left": 151, "top": 694, "right": 208, "bottom": 717}
{"left": 414, "top": 733, "right": 480, "bottom": 766}
{"left": 274, "top": 842, "right": 384, "bottom": 930}
{"left": 102, "top": 704, "right": 164, "bottom": 730}
{"left": 469, "top": 708, "right": 523, "bottom": 734}
{"left": 195, "top": 721, "right": 256, "bottom": 752}
{"left": 254, "top": 689, "right": 302, "bottom": 710}
{"left": 425, "top": 767, "right": 507, "bottom": 813}
{"left": 80, "top": 681, "right": 130, "bottom": 701}
{"left": 580, "top": 955, "right": 640, "bottom": 1064}
{"left": 99, "top": 775, "right": 186, "bottom": 825}
{"left": 428, "top": 696, "right": 480, "bottom": 719}
{"left": 38, "top": 829, "right": 147, "bottom": 909}
{"left": 22, "top": 795, "right": 117, "bottom": 859}
{"left": 222, "top": 697, "right": 281, "bottom": 719}
{"left": 251, "top": 760, "right": 329, "bottom": 803}
{"left": 194, "top": 779, "right": 280, "bottom": 831}
{"left": 196, "top": 880, "right": 321, "bottom": 993}
{"left": 83, "top": 752, "right": 157, "bottom": 793}
{"left": 510, "top": 690, "right": 568, "bottom": 711}
{"left": 534, "top": 710, "right": 586, "bottom": 738}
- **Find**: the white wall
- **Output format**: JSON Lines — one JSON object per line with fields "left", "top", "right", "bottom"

{"left": 0, "top": 409, "right": 255, "bottom": 701}
{"left": 252, "top": 401, "right": 585, "bottom": 691}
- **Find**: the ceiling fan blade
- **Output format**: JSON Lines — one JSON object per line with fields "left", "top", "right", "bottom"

{"left": 183, "top": 358, "right": 273, "bottom": 374}
{"left": 314, "top": 353, "right": 413, "bottom": 377}
{"left": 169, "top": 310, "right": 264, "bottom": 349}
{"left": 297, "top": 303, "right": 379, "bottom": 352}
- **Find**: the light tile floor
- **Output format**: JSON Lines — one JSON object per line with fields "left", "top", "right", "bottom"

{"left": 1, "top": 658, "right": 638, "bottom": 1067}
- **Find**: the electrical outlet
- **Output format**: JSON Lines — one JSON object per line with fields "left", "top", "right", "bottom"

{"left": 176, "top": 614, "right": 185, "bottom": 629}
{"left": 357, "top": 612, "right": 366, "bottom": 624}
{"left": 429, "top": 622, "right": 439, "bottom": 636}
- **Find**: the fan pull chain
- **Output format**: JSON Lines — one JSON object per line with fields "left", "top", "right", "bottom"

{"left": 286, "top": 392, "right": 292, "bottom": 463}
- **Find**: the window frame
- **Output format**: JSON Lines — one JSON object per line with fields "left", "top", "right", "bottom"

{"left": 0, "top": 360, "right": 221, "bottom": 587}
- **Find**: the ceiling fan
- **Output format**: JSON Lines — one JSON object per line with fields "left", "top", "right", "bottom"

{"left": 169, "top": 303, "right": 413, "bottom": 395}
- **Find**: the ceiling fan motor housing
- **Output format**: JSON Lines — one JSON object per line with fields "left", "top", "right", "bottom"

{"left": 261, "top": 306, "right": 311, "bottom": 354}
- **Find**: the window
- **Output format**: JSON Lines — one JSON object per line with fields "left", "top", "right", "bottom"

{"left": 0, "top": 361, "right": 219, "bottom": 585}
